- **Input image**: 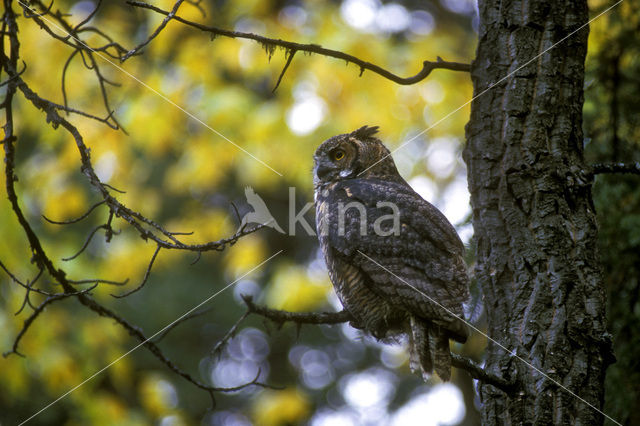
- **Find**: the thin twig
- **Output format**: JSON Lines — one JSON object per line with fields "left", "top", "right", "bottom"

{"left": 0, "top": 59, "right": 25, "bottom": 87}
{"left": 111, "top": 244, "right": 161, "bottom": 298}
{"left": 0, "top": 259, "right": 26, "bottom": 287}
{"left": 43, "top": 200, "right": 106, "bottom": 225}
{"left": 210, "top": 311, "right": 250, "bottom": 358}
{"left": 272, "top": 49, "right": 296, "bottom": 92}
{"left": 153, "top": 307, "right": 213, "bottom": 342}
{"left": 71, "top": 0, "right": 102, "bottom": 33}
{"left": 14, "top": 267, "right": 45, "bottom": 315}
{"left": 121, "top": 0, "right": 185, "bottom": 62}
{"left": 61, "top": 224, "right": 108, "bottom": 261}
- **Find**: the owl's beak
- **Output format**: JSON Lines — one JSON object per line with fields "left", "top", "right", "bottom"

{"left": 314, "top": 162, "right": 333, "bottom": 180}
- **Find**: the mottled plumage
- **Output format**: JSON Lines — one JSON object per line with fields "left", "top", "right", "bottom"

{"left": 313, "top": 126, "right": 469, "bottom": 381}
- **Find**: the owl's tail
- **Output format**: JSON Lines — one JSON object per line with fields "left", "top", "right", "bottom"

{"left": 433, "top": 331, "right": 452, "bottom": 381}
{"left": 409, "top": 316, "right": 451, "bottom": 382}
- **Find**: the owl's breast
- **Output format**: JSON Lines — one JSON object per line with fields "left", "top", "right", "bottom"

{"left": 314, "top": 182, "right": 338, "bottom": 242}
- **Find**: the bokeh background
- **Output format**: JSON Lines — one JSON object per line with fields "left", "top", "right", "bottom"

{"left": 1, "top": 0, "right": 638, "bottom": 425}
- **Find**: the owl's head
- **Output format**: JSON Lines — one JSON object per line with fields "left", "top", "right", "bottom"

{"left": 313, "top": 126, "right": 401, "bottom": 186}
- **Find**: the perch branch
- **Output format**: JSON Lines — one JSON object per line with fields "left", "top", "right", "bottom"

{"left": 451, "top": 353, "right": 516, "bottom": 394}
{"left": 242, "top": 296, "right": 517, "bottom": 392}
{"left": 242, "top": 295, "right": 352, "bottom": 324}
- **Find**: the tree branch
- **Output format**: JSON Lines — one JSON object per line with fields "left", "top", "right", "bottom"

{"left": 242, "top": 295, "right": 352, "bottom": 325}
{"left": 451, "top": 353, "right": 516, "bottom": 394}
{"left": 591, "top": 162, "right": 640, "bottom": 175}
{"left": 2, "top": 3, "right": 273, "bottom": 408}
{"left": 11, "top": 70, "right": 264, "bottom": 252}
{"left": 18, "top": 0, "right": 128, "bottom": 130}
{"left": 127, "top": 1, "right": 470, "bottom": 86}
{"left": 76, "top": 294, "right": 278, "bottom": 400}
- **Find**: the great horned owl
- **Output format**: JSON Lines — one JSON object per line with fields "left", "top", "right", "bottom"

{"left": 313, "top": 125, "right": 469, "bottom": 381}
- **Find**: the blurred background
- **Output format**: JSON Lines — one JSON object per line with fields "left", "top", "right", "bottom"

{"left": 0, "top": 0, "right": 638, "bottom": 425}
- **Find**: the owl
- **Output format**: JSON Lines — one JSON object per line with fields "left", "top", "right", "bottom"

{"left": 313, "top": 126, "right": 469, "bottom": 381}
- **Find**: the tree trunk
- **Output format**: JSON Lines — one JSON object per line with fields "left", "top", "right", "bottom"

{"left": 463, "top": 1, "right": 613, "bottom": 424}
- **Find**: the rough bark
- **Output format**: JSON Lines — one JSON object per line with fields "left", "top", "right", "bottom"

{"left": 463, "top": 1, "right": 613, "bottom": 424}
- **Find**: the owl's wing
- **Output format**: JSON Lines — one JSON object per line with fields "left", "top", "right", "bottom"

{"left": 325, "top": 178, "right": 469, "bottom": 341}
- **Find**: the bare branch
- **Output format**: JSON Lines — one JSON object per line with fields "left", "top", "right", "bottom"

{"left": 67, "top": 278, "right": 128, "bottom": 286}
{"left": 2, "top": 3, "right": 275, "bottom": 408}
{"left": 592, "top": 162, "right": 640, "bottom": 175}
{"left": 11, "top": 70, "right": 263, "bottom": 252}
{"left": 127, "top": 1, "right": 470, "bottom": 85}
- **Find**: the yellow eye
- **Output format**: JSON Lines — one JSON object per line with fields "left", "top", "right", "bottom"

{"left": 333, "top": 150, "right": 345, "bottom": 161}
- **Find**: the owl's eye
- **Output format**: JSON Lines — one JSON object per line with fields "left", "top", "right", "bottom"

{"left": 332, "top": 150, "right": 345, "bottom": 161}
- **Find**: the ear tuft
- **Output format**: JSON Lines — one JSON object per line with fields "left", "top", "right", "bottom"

{"left": 351, "top": 125, "right": 380, "bottom": 139}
